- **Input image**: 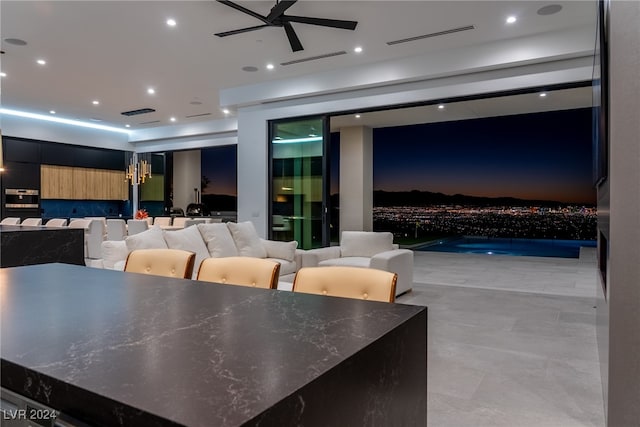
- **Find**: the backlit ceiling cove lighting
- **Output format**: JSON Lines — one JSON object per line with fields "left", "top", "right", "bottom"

{"left": 0, "top": 108, "right": 131, "bottom": 134}
{"left": 272, "top": 136, "right": 322, "bottom": 144}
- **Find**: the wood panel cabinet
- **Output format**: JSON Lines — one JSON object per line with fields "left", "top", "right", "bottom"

{"left": 41, "top": 165, "right": 128, "bottom": 200}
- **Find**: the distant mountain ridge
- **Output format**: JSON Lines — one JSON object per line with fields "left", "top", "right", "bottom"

{"left": 372, "top": 190, "right": 594, "bottom": 207}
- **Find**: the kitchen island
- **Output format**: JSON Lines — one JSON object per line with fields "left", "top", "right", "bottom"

{"left": 0, "top": 225, "right": 84, "bottom": 267}
{"left": 1, "top": 263, "right": 427, "bottom": 426}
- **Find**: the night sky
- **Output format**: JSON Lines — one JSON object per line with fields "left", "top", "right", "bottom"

{"left": 371, "top": 108, "right": 596, "bottom": 205}
{"left": 202, "top": 108, "right": 595, "bottom": 205}
{"left": 201, "top": 145, "right": 237, "bottom": 196}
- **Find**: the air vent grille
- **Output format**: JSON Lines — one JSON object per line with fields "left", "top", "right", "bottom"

{"left": 185, "top": 112, "right": 213, "bottom": 118}
{"left": 281, "top": 51, "right": 347, "bottom": 66}
{"left": 121, "top": 108, "right": 156, "bottom": 116}
{"left": 139, "top": 120, "right": 161, "bottom": 125}
{"left": 387, "top": 25, "right": 475, "bottom": 46}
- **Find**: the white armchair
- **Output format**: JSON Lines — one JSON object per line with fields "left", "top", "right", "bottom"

{"left": 69, "top": 219, "right": 105, "bottom": 260}
{"left": 107, "top": 219, "right": 127, "bottom": 241}
{"left": 302, "top": 231, "right": 413, "bottom": 297}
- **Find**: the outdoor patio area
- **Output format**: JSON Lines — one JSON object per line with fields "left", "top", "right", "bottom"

{"left": 397, "top": 249, "right": 604, "bottom": 426}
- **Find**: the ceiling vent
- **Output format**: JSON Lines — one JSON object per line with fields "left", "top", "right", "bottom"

{"left": 138, "top": 120, "right": 161, "bottom": 125}
{"left": 185, "top": 112, "right": 212, "bottom": 118}
{"left": 280, "top": 51, "right": 347, "bottom": 66}
{"left": 386, "top": 25, "right": 475, "bottom": 46}
{"left": 121, "top": 108, "right": 156, "bottom": 116}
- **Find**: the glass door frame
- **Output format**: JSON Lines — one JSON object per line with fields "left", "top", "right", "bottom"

{"left": 268, "top": 114, "right": 331, "bottom": 248}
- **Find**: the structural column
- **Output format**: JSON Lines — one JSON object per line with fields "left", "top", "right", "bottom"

{"left": 172, "top": 150, "right": 201, "bottom": 213}
{"left": 339, "top": 126, "right": 373, "bottom": 233}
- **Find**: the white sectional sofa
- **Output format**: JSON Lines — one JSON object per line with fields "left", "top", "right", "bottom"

{"left": 95, "top": 221, "right": 303, "bottom": 289}
{"left": 301, "top": 231, "right": 414, "bottom": 296}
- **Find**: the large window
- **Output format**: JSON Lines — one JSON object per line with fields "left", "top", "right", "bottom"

{"left": 270, "top": 117, "right": 329, "bottom": 249}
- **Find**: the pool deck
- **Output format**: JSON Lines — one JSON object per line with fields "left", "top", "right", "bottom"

{"left": 407, "top": 247, "right": 598, "bottom": 298}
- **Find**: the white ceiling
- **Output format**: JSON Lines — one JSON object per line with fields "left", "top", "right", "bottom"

{"left": 0, "top": 1, "right": 596, "bottom": 130}
{"left": 330, "top": 85, "right": 593, "bottom": 131}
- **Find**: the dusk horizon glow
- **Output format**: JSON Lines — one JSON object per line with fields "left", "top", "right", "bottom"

{"left": 370, "top": 108, "right": 596, "bottom": 205}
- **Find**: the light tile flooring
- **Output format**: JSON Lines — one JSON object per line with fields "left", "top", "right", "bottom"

{"left": 396, "top": 249, "right": 604, "bottom": 427}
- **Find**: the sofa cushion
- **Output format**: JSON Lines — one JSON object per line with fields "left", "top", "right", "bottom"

{"left": 163, "top": 226, "right": 210, "bottom": 279}
{"left": 227, "top": 221, "right": 267, "bottom": 258}
{"left": 340, "top": 231, "right": 394, "bottom": 258}
{"left": 319, "top": 256, "right": 372, "bottom": 268}
{"left": 261, "top": 239, "right": 297, "bottom": 262}
{"left": 125, "top": 226, "right": 168, "bottom": 252}
{"left": 267, "top": 258, "right": 297, "bottom": 276}
{"left": 197, "top": 223, "right": 238, "bottom": 258}
{"left": 101, "top": 240, "right": 129, "bottom": 269}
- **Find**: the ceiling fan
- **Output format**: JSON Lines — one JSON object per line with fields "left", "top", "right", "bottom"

{"left": 214, "top": 0, "right": 358, "bottom": 52}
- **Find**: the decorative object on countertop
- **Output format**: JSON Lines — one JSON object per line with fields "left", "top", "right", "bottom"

{"left": 135, "top": 209, "right": 148, "bottom": 220}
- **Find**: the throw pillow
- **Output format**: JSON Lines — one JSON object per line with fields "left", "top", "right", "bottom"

{"left": 227, "top": 221, "right": 267, "bottom": 258}
{"left": 340, "top": 231, "right": 394, "bottom": 257}
{"left": 125, "top": 226, "right": 168, "bottom": 252}
{"left": 163, "top": 225, "right": 211, "bottom": 278}
{"left": 197, "top": 223, "right": 238, "bottom": 258}
{"left": 260, "top": 239, "right": 297, "bottom": 261}
{"left": 101, "top": 240, "right": 129, "bottom": 269}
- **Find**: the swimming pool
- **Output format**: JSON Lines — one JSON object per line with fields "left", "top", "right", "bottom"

{"left": 416, "top": 237, "right": 596, "bottom": 258}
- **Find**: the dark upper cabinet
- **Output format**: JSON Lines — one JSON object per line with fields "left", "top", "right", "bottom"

{"left": 3, "top": 138, "right": 41, "bottom": 163}
{"left": 37, "top": 140, "right": 126, "bottom": 170}
{"left": 1, "top": 161, "right": 41, "bottom": 189}
{"left": 41, "top": 143, "right": 76, "bottom": 167}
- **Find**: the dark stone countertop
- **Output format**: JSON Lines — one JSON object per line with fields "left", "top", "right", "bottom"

{"left": 0, "top": 225, "right": 63, "bottom": 232}
{"left": 0, "top": 226, "right": 84, "bottom": 267}
{"left": 1, "top": 263, "right": 426, "bottom": 427}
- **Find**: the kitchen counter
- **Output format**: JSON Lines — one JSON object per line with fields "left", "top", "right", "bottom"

{"left": 1, "top": 263, "right": 427, "bottom": 426}
{"left": 0, "top": 225, "right": 84, "bottom": 267}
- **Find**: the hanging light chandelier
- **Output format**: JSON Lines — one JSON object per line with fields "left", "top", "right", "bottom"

{"left": 125, "top": 152, "right": 152, "bottom": 185}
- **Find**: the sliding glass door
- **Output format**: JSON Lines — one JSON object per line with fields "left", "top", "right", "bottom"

{"left": 270, "top": 116, "right": 330, "bottom": 249}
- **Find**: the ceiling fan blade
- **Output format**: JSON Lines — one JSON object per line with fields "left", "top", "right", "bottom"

{"left": 283, "top": 15, "right": 358, "bottom": 30}
{"left": 215, "top": 24, "right": 271, "bottom": 37}
{"left": 216, "top": 0, "right": 270, "bottom": 24}
{"left": 267, "top": 0, "right": 297, "bottom": 22}
{"left": 283, "top": 22, "right": 303, "bottom": 52}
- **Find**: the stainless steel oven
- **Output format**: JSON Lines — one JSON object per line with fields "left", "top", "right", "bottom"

{"left": 5, "top": 189, "right": 39, "bottom": 209}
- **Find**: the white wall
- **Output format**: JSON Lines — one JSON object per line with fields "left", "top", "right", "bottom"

{"left": 173, "top": 150, "right": 201, "bottom": 212}
{"left": 129, "top": 118, "right": 237, "bottom": 153}
{"left": 601, "top": 2, "right": 640, "bottom": 425}
{"left": 1, "top": 114, "right": 132, "bottom": 151}
{"left": 340, "top": 126, "right": 373, "bottom": 232}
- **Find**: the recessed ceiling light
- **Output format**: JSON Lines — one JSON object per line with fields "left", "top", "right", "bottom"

{"left": 36, "top": 59, "right": 46, "bottom": 65}
{"left": 0, "top": 72, "right": 6, "bottom": 77}
{"left": 92, "top": 100, "right": 100, "bottom": 105}
{"left": 266, "top": 63, "right": 275, "bottom": 70}
{"left": 4, "top": 38, "right": 27, "bottom": 46}
{"left": 222, "top": 109, "right": 230, "bottom": 115}
{"left": 539, "top": 92, "right": 547, "bottom": 97}
{"left": 147, "top": 87, "right": 156, "bottom": 95}
{"left": 170, "top": 117, "right": 176, "bottom": 122}
{"left": 355, "top": 114, "right": 361, "bottom": 119}
{"left": 438, "top": 104, "right": 445, "bottom": 110}
{"left": 166, "top": 18, "right": 177, "bottom": 27}
{"left": 49, "top": 110, "right": 56, "bottom": 114}
{"left": 125, "top": 124, "right": 131, "bottom": 128}
{"left": 354, "top": 46, "right": 363, "bottom": 53}
{"left": 506, "top": 16, "right": 517, "bottom": 24}
{"left": 537, "top": 4, "right": 563, "bottom": 16}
